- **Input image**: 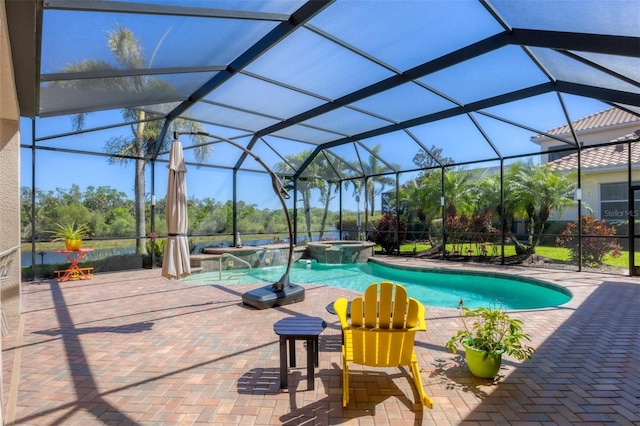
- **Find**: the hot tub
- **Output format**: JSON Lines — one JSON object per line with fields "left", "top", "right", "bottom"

{"left": 305, "top": 240, "right": 375, "bottom": 264}
{"left": 197, "top": 244, "right": 305, "bottom": 270}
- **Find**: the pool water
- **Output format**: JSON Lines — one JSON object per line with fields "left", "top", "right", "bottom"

{"left": 183, "top": 261, "right": 571, "bottom": 310}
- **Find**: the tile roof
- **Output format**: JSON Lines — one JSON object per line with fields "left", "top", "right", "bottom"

{"left": 533, "top": 107, "right": 640, "bottom": 140}
{"left": 548, "top": 140, "right": 640, "bottom": 171}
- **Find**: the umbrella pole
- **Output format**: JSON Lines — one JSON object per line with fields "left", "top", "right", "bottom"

{"left": 271, "top": 185, "right": 294, "bottom": 291}
{"left": 174, "top": 131, "right": 299, "bottom": 296}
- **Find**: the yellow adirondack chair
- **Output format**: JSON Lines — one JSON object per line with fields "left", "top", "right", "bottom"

{"left": 334, "top": 282, "right": 433, "bottom": 408}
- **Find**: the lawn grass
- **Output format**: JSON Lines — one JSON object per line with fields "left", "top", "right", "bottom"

{"left": 398, "top": 241, "right": 634, "bottom": 269}
{"left": 532, "top": 246, "right": 571, "bottom": 261}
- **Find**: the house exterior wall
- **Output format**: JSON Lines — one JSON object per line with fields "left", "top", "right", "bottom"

{"left": 549, "top": 166, "right": 638, "bottom": 222}
{"left": 534, "top": 113, "right": 640, "bottom": 223}
{"left": 1, "top": 0, "right": 23, "bottom": 423}
{"left": 581, "top": 169, "right": 630, "bottom": 221}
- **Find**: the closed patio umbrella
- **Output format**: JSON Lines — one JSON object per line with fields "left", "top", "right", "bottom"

{"left": 162, "top": 139, "right": 191, "bottom": 279}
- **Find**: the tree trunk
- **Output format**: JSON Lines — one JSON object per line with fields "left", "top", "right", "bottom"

{"left": 318, "top": 183, "right": 334, "bottom": 240}
{"left": 304, "top": 201, "right": 312, "bottom": 241}
{"left": 513, "top": 238, "right": 533, "bottom": 256}
{"left": 368, "top": 184, "right": 375, "bottom": 216}
{"left": 301, "top": 190, "right": 312, "bottom": 241}
{"left": 133, "top": 119, "right": 148, "bottom": 256}
{"left": 532, "top": 207, "right": 551, "bottom": 250}
{"left": 504, "top": 218, "right": 531, "bottom": 256}
{"left": 134, "top": 156, "right": 148, "bottom": 255}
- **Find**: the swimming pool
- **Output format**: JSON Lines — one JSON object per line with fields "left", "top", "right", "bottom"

{"left": 183, "top": 260, "right": 572, "bottom": 310}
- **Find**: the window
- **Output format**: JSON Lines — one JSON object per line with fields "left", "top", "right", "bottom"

{"left": 548, "top": 150, "right": 572, "bottom": 162}
{"left": 547, "top": 143, "right": 581, "bottom": 162}
{"left": 601, "top": 182, "right": 640, "bottom": 221}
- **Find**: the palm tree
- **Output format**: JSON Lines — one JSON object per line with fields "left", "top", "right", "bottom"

{"left": 312, "top": 154, "right": 342, "bottom": 240}
{"left": 442, "top": 168, "right": 474, "bottom": 216}
{"left": 52, "top": 26, "right": 211, "bottom": 254}
{"left": 505, "top": 160, "right": 577, "bottom": 254}
{"left": 274, "top": 150, "right": 318, "bottom": 241}
{"left": 274, "top": 150, "right": 348, "bottom": 241}
{"left": 468, "top": 170, "right": 501, "bottom": 216}
{"left": 361, "top": 146, "right": 395, "bottom": 216}
{"left": 399, "top": 170, "right": 442, "bottom": 243}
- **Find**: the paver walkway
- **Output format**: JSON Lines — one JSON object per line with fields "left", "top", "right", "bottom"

{"left": 3, "top": 256, "right": 639, "bottom": 425}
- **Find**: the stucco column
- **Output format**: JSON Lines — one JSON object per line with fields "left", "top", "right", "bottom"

{"left": 1, "top": 0, "right": 24, "bottom": 423}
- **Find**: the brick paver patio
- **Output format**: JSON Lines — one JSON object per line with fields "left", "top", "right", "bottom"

{"left": 3, "top": 256, "right": 639, "bottom": 425}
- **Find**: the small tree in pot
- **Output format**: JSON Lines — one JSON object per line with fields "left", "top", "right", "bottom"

{"left": 445, "top": 301, "right": 536, "bottom": 378}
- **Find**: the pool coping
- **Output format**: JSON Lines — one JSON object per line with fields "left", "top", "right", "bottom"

{"left": 368, "top": 257, "right": 573, "bottom": 298}
{"left": 370, "top": 254, "right": 639, "bottom": 312}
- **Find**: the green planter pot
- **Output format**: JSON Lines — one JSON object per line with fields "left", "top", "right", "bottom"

{"left": 463, "top": 344, "right": 502, "bottom": 378}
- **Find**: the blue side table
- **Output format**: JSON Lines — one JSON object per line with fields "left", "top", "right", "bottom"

{"left": 273, "top": 316, "right": 326, "bottom": 390}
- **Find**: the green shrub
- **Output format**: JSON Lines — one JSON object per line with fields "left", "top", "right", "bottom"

{"left": 340, "top": 215, "right": 359, "bottom": 240}
{"left": 370, "top": 212, "right": 407, "bottom": 254}
{"left": 445, "top": 212, "right": 499, "bottom": 255}
{"left": 143, "top": 238, "right": 166, "bottom": 268}
{"left": 557, "top": 216, "right": 622, "bottom": 266}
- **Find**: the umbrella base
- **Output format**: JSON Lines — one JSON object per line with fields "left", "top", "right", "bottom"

{"left": 242, "top": 284, "right": 305, "bottom": 310}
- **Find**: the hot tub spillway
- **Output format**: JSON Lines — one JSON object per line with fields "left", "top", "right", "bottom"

{"left": 326, "top": 244, "right": 342, "bottom": 264}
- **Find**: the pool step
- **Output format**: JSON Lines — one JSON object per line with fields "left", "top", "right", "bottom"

{"left": 182, "top": 269, "right": 246, "bottom": 285}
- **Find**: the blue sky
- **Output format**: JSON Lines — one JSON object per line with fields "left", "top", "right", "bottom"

{"left": 20, "top": 89, "right": 608, "bottom": 214}
{"left": 22, "top": 1, "right": 617, "bottom": 212}
{"left": 20, "top": 116, "right": 290, "bottom": 211}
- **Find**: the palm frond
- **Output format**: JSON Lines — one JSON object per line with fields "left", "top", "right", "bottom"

{"left": 108, "top": 25, "right": 145, "bottom": 69}
{"left": 105, "top": 135, "right": 136, "bottom": 164}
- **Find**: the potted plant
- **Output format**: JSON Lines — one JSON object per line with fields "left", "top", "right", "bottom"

{"left": 48, "top": 222, "right": 90, "bottom": 251}
{"left": 445, "top": 301, "right": 536, "bottom": 378}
